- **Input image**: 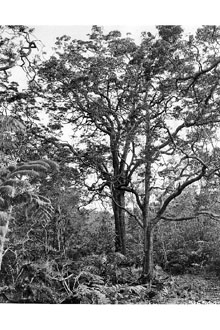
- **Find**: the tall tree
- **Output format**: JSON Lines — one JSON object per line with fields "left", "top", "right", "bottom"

{"left": 34, "top": 25, "right": 220, "bottom": 279}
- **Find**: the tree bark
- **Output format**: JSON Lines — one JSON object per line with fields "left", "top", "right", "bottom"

{"left": 0, "top": 208, "right": 11, "bottom": 270}
{"left": 141, "top": 104, "right": 153, "bottom": 282}
{"left": 112, "top": 188, "right": 126, "bottom": 255}
{"left": 143, "top": 224, "right": 154, "bottom": 282}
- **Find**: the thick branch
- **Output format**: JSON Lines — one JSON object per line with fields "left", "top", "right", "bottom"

{"left": 161, "top": 215, "right": 197, "bottom": 222}
{"left": 177, "top": 57, "right": 220, "bottom": 82}
{"left": 161, "top": 210, "right": 220, "bottom": 222}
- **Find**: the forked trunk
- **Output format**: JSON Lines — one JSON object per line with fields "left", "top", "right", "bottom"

{"left": 112, "top": 189, "right": 126, "bottom": 255}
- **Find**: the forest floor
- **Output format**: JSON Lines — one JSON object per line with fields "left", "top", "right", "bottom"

{"left": 2, "top": 266, "right": 220, "bottom": 304}
{"left": 151, "top": 271, "right": 220, "bottom": 304}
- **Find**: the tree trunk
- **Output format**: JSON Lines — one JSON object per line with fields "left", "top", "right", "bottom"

{"left": 141, "top": 104, "right": 153, "bottom": 282}
{"left": 112, "top": 188, "right": 126, "bottom": 255}
{"left": 142, "top": 224, "right": 154, "bottom": 282}
{"left": 0, "top": 209, "right": 11, "bottom": 270}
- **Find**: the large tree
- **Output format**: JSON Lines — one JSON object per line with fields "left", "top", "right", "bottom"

{"left": 34, "top": 25, "right": 220, "bottom": 280}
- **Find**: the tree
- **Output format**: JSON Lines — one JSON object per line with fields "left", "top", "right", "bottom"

{"left": 34, "top": 25, "right": 220, "bottom": 281}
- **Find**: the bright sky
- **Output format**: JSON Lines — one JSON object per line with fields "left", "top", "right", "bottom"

{"left": 31, "top": 25, "right": 199, "bottom": 57}
{"left": 31, "top": 25, "right": 155, "bottom": 55}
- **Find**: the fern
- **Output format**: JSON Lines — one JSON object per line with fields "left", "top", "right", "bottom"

{"left": 13, "top": 164, "right": 49, "bottom": 173}
{"left": 41, "top": 159, "right": 59, "bottom": 171}
{"left": 0, "top": 115, "right": 25, "bottom": 134}
{"left": 20, "top": 193, "right": 54, "bottom": 222}
{"left": 0, "top": 158, "right": 59, "bottom": 270}
{"left": 9, "top": 170, "right": 40, "bottom": 178}
{"left": 76, "top": 284, "right": 110, "bottom": 304}
{"left": 74, "top": 271, "right": 105, "bottom": 287}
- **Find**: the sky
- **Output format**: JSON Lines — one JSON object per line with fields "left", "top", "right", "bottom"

{"left": 31, "top": 25, "right": 199, "bottom": 57}
{"left": 31, "top": 25, "right": 154, "bottom": 55}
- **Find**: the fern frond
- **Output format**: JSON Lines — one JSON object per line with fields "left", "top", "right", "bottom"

{"left": 35, "top": 208, "right": 53, "bottom": 220}
{"left": 37, "top": 195, "right": 51, "bottom": 203}
{"left": 42, "top": 159, "right": 59, "bottom": 171}
{"left": 7, "top": 117, "right": 25, "bottom": 132}
{"left": 15, "top": 164, "right": 48, "bottom": 173}
{"left": 9, "top": 170, "right": 40, "bottom": 178}
{"left": 0, "top": 116, "right": 25, "bottom": 133}
{"left": 23, "top": 193, "right": 54, "bottom": 221}
{"left": 128, "top": 285, "right": 148, "bottom": 295}
{"left": 26, "top": 161, "right": 51, "bottom": 169}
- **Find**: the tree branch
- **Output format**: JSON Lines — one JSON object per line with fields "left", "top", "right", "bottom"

{"left": 156, "top": 165, "right": 207, "bottom": 219}
{"left": 109, "top": 191, "right": 143, "bottom": 228}
{"left": 161, "top": 210, "right": 220, "bottom": 222}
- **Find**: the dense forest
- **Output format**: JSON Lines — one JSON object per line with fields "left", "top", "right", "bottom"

{"left": 1, "top": 25, "right": 220, "bottom": 304}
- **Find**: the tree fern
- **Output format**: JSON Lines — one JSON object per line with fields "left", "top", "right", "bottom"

{"left": 0, "top": 159, "right": 59, "bottom": 270}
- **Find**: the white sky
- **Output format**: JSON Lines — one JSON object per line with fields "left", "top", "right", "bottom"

{"left": 31, "top": 25, "right": 199, "bottom": 57}
{"left": 31, "top": 25, "right": 154, "bottom": 54}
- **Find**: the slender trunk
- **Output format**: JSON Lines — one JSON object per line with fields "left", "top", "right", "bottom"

{"left": 112, "top": 188, "right": 126, "bottom": 255}
{"left": 0, "top": 208, "right": 11, "bottom": 270}
{"left": 142, "top": 104, "right": 153, "bottom": 282}
{"left": 143, "top": 224, "right": 154, "bottom": 282}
